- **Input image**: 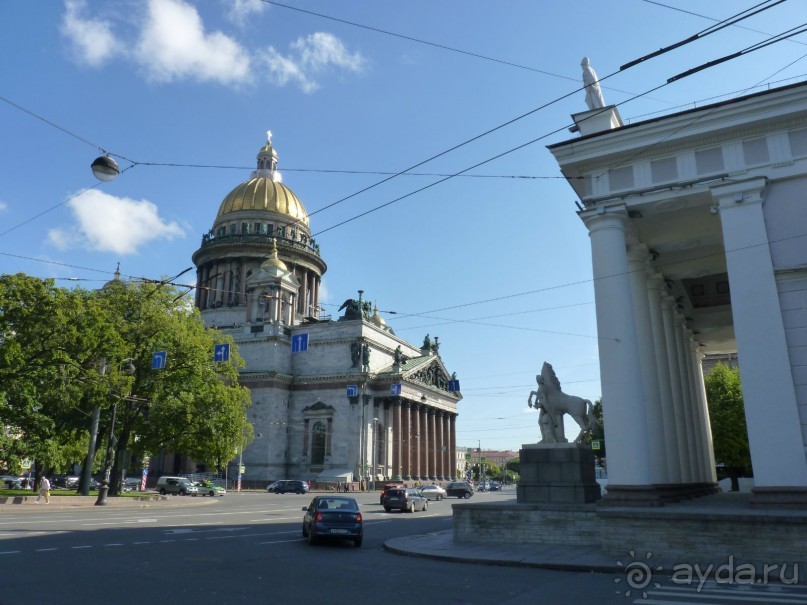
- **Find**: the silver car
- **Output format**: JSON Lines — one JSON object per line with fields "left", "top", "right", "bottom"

{"left": 418, "top": 485, "right": 447, "bottom": 501}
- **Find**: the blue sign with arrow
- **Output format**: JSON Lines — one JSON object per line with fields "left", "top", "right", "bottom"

{"left": 448, "top": 379, "right": 461, "bottom": 392}
{"left": 390, "top": 384, "right": 402, "bottom": 396}
{"left": 291, "top": 333, "right": 309, "bottom": 352}
{"left": 346, "top": 385, "right": 358, "bottom": 397}
{"left": 152, "top": 351, "right": 167, "bottom": 370}
{"left": 214, "top": 343, "right": 230, "bottom": 362}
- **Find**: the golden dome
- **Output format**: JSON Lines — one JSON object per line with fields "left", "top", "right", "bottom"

{"left": 216, "top": 178, "right": 309, "bottom": 226}
{"left": 260, "top": 239, "right": 289, "bottom": 272}
{"left": 215, "top": 132, "right": 309, "bottom": 226}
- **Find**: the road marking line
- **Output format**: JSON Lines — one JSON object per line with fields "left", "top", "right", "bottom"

{"left": 105, "top": 543, "right": 124, "bottom": 547}
{"left": 71, "top": 546, "right": 92, "bottom": 549}
{"left": 35, "top": 548, "right": 58, "bottom": 552}
{"left": 257, "top": 538, "right": 305, "bottom": 544}
{"left": 0, "top": 551, "right": 21, "bottom": 555}
{"left": 133, "top": 541, "right": 151, "bottom": 545}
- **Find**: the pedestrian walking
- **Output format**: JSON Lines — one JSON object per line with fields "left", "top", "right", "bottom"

{"left": 36, "top": 476, "right": 51, "bottom": 504}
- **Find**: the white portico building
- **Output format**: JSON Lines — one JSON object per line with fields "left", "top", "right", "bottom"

{"left": 549, "top": 81, "right": 807, "bottom": 506}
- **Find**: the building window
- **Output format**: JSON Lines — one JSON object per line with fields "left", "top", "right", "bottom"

{"left": 789, "top": 128, "right": 807, "bottom": 157}
{"left": 743, "top": 137, "right": 769, "bottom": 166}
{"left": 651, "top": 157, "right": 678, "bottom": 183}
{"left": 311, "top": 422, "right": 327, "bottom": 465}
{"left": 229, "top": 223, "right": 236, "bottom": 235}
{"left": 241, "top": 222, "right": 248, "bottom": 234}
{"left": 608, "top": 165, "right": 634, "bottom": 191}
{"left": 267, "top": 223, "right": 274, "bottom": 235}
{"left": 695, "top": 147, "right": 724, "bottom": 175}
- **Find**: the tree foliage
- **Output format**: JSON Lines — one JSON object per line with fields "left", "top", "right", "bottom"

{"left": 0, "top": 273, "right": 252, "bottom": 494}
{"left": 704, "top": 363, "right": 750, "bottom": 490}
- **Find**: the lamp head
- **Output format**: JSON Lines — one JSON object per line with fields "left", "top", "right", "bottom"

{"left": 91, "top": 155, "right": 120, "bottom": 182}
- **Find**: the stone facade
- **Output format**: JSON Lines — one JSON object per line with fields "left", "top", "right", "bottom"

{"left": 173, "top": 134, "right": 462, "bottom": 484}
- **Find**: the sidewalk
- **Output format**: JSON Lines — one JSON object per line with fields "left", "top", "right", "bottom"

{"left": 0, "top": 493, "right": 218, "bottom": 512}
{"left": 383, "top": 531, "right": 620, "bottom": 573}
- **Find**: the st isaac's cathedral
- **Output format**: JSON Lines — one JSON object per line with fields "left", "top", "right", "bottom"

{"left": 188, "top": 133, "right": 462, "bottom": 484}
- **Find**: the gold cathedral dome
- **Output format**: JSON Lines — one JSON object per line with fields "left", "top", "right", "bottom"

{"left": 215, "top": 131, "right": 309, "bottom": 226}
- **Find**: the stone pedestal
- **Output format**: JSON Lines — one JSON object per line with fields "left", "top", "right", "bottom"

{"left": 517, "top": 443, "right": 601, "bottom": 504}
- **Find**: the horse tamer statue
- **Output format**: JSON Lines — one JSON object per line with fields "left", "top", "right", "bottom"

{"left": 527, "top": 362, "right": 596, "bottom": 444}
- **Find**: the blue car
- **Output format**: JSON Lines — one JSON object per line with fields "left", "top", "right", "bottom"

{"left": 302, "top": 496, "right": 363, "bottom": 547}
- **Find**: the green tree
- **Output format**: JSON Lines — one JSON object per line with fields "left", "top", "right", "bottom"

{"left": 0, "top": 274, "right": 253, "bottom": 496}
{"left": 704, "top": 363, "right": 750, "bottom": 491}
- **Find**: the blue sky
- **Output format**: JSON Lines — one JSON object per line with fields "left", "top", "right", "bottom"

{"left": 2, "top": 0, "right": 806, "bottom": 450}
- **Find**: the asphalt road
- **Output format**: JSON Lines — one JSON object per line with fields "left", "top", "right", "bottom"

{"left": 3, "top": 489, "right": 802, "bottom": 605}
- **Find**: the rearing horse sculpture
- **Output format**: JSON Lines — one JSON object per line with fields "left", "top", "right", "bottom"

{"left": 528, "top": 362, "right": 596, "bottom": 444}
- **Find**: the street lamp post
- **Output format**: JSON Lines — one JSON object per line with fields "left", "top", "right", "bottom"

{"left": 95, "top": 358, "right": 135, "bottom": 506}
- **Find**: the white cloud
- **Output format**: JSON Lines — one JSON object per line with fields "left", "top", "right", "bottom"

{"left": 58, "top": 0, "right": 365, "bottom": 92}
{"left": 47, "top": 189, "right": 185, "bottom": 255}
{"left": 0, "top": 200, "right": 7, "bottom": 212}
{"left": 260, "top": 33, "right": 366, "bottom": 93}
{"left": 224, "top": 0, "right": 266, "bottom": 26}
{"left": 60, "top": 0, "right": 122, "bottom": 67}
{"left": 135, "top": 0, "right": 251, "bottom": 85}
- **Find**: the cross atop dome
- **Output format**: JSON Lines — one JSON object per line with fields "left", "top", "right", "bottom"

{"left": 254, "top": 130, "right": 279, "bottom": 180}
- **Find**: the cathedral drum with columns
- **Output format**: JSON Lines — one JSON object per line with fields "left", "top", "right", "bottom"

{"left": 189, "top": 133, "right": 462, "bottom": 485}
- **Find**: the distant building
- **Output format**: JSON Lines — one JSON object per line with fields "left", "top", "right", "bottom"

{"left": 154, "top": 134, "right": 463, "bottom": 484}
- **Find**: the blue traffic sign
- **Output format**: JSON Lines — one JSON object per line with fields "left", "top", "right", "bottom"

{"left": 214, "top": 343, "right": 230, "bottom": 362}
{"left": 346, "top": 384, "right": 358, "bottom": 397}
{"left": 151, "top": 351, "right": 167, "bottom": 370}
{"left": 291, "top": 333, "right": 309, "bottom": 353}
{"left": 447, "top": 379, "right": 461, "bottom": 392}
{"left": 390, "top": 384, "right": 402, "bottom": 396}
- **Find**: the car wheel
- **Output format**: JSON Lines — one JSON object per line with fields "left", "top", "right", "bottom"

{"left": 308, "top": 530, "right": 318, "bottom": 545}
{"left": 438, "top": 495, "right": 443, "bottom": 501}
{"left": 463, "top": 492, "right": 472, "bottom": 499}
{"left": 208, "top": 491, "right": 215, "bottom": 497}
{"left": 296, "top": 490, "right": 303, "bottom": 494}
{"left": 302, "top": 523, "right": 308, "bottom": 538}
{"left": 275, "top": 489, "right": 281, "bottom": 494}
{"left": 423, "top": 501, "right": 428, "bottom": 511}
{"left": 353, "top": 536, "right": 362, "bottom": 548}
{"left": 384, "top": 506, "right": 391, "bottom": 513}
{"left": 159, "top": 488, "right": 166, "bottom": 495}
{"left": 179, "top": 489, "right": 186, "bottom": 496}
{"left": 408, "top": 502, "right": 415, "bottom": 513}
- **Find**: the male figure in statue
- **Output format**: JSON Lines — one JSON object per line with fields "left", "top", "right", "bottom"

{"left": 581, "top": 57, "right": 606, "bottom": 110}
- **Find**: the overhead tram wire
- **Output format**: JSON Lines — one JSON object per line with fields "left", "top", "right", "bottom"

{"left": 622, "top": 0, "right": 787, "bottom": 70}
{"left": 312, "top": 20, "right": 805, "bottom": 239}
{"left": 0, "top": 1, "right": 782, "bottom": 242}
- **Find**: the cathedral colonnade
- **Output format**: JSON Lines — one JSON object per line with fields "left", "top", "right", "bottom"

{"left": 389, "top": 399, "right": 457, "bottom": 481}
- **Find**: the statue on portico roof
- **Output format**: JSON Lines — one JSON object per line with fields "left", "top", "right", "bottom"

{"left": 581, "top": 57, "right": 606, "bottom": 110}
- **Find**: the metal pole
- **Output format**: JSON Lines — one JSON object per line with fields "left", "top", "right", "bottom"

{"left": 95, "top": 402, "right": 118, "bottom": 506}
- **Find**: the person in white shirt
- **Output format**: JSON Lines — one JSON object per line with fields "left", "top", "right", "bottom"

{"left": 36, "top": 476, "right": 51, "bottom": 504}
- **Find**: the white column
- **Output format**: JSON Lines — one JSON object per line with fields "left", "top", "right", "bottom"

{"left": 714, "top": 179, "right": 807, "bottom": 487}
{"left": 627, "top": 244, "right": 668, "bottom": 485}
{"left": 662, "top": 294, "right": 691, "bottom": 482}
{"left": 683, "top": 330, "right": 707, "bottom": 483}
{"left": 648, "top": 274, "right": 681, "bottom": 484}
{"left": 692, "top": 347, "right": 717, "bottom": 483}
{"left": 583, "top": 209, "right": 653, "bottom": 487}
{"left": 674, "top": 314, "right": 699, "bottom": 481}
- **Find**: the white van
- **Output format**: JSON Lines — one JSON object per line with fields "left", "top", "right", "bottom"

{"left": 155, "top": 476, "right": 198, "bottom": 496}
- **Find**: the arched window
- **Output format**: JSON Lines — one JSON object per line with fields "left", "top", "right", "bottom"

{"left": 311, "top": 422, "right": 327, "bottom": 465}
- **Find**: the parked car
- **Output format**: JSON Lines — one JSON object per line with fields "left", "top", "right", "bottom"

{"left": 445, "top": 481, "right": 474, "bottom": 499}
{"left": 418, "top": 485, "right": 447, "bottom": 501}
{"left": 0, "top": 475, "right": 23, "bottom": 489}
{"left": 155, "top": 476, "right": 198, "bottom": 496}
{"left": 195, "top": 480, "right": 226, "bottom": 497}
{"left": 301, "top": 496, "right": 363, "bottom": 547}
{"left": 266, "top": 480, "right": 309, "bottom": 494}
{"left": 384, "top": 488, "right": 429, "bottom": 513}
{"left": 379, "top": 482, "right": 406, "bottom": 505}
{"left": 489, "top": 481, "right": 502, "bottom": 492}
